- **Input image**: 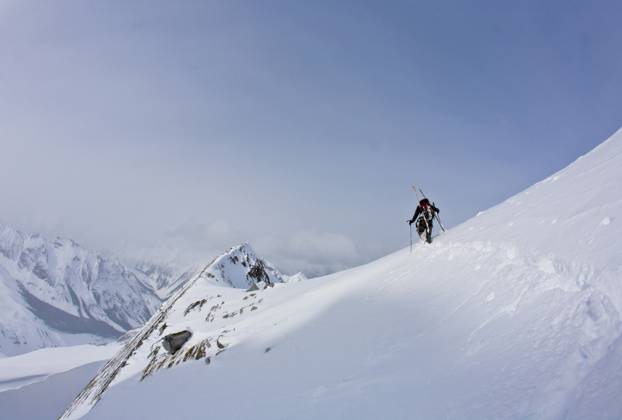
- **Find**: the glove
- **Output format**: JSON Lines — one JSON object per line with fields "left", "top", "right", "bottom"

{"left": 407, "top": 219, "right": 413, "bottom": 226}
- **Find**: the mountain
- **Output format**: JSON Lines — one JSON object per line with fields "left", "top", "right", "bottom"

{"left": 133, "top": 260, "right": 203, "bottom": 300}
{"left": 133, "top": 242, "right": 289, "bottom": 298}
{"left": 62, "top": 129, "right": 622, "bottom": 420}
{"left": 59, "top": 242, "right": 294, "bottom": 418}
{"left": 133, "top": 261, "right": 177, "bottom": 291}
{"left": 0, "top": 224, "right": 162, "bottom": 357}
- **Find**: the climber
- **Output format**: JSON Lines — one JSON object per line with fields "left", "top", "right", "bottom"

{"left": 408, "top": 198, "right": 440, "bottom": 244}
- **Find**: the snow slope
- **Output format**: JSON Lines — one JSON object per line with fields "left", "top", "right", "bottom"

{"left": 63, "top": 129, "right": 622, "bottom": 420}
{"left": 0, "top": 360, "right": 105, "bottom": 420}
{"left": 0, "top": 343, "right": 120, "bottom": 392}
{"left": 0, "top": 225, "right": 162, "bottom": 356}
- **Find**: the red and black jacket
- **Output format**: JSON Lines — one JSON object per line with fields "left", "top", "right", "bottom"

{"left": 410, "top": 199, "right": 440, "bottom": 224}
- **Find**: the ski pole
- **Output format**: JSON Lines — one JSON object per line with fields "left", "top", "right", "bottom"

{"left": 434, "top": 213, "right": 447, "bottom": 232}
{"left": 409, "top": 224, "right": 413, "bottom": 253}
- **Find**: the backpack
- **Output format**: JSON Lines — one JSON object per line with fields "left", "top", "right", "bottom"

{"left": 419, "top": 199, "right": 434, "bottom": 219}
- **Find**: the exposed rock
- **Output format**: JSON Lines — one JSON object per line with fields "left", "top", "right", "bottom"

{"left": 162, "top": 330, "right": 192, "bottom": 355}
{"left": 184, "top": 299, "right": 208, "bottom": 316}
{"left": 248, "top": 261, "right": 270, "bottom": 284}
{"left": 216, "top": 335, "right": 227, "bottom": 349}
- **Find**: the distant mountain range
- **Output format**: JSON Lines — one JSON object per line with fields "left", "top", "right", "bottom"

{"left": 0, "top": 222, "right": 298, "bottom": 358}
{"left": 0, "top": 223, "right": 193, "bottom": 357}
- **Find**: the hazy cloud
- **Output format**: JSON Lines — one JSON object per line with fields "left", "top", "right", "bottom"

{"left": 0, "top": 1, "right": 619, "bottom": 277}
{"left": 257, "top": 230, "right": 361, "bottom": 277}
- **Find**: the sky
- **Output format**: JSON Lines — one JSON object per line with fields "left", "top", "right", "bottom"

{"left": 0, "top": 0, "right": 621, "bottom": 276}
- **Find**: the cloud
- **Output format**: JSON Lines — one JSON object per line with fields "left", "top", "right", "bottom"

{"left": 119, "top": 220, "right": 247, "bottom": 268}
{"left": 254, "top": 230, "right": 361, "bottom": 277}
{"left": 2, "top": 1, "right": 609, "bottom": 283}
{"left": 288, "top": 231, "right": 359, "bottom": 264}
{"left": 113, "top": 220, "right": 362, "bottom": 278}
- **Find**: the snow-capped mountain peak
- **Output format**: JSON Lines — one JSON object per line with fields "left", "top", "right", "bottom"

{"left": 203, "top": 243, "right": 288, "bottom": 289}
{"left": 60, "top": 242, "right": 291, "bottom": 419}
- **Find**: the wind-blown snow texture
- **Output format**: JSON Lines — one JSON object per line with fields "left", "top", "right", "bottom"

{"left": 64, "top": 130, "right": 621, "bottom": 420}
{"left": 0, "top": 226, "right": 162, "bottom": 356}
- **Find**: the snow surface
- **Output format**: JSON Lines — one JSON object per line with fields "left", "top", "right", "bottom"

{"left": 0, "top": 361, "right": 104, "bottom": 420}
{"left": 63, "top": 129, "right": 622, "bottom": 419}
{"left": 0, "top": 343, "right": 120, "bottom": 392}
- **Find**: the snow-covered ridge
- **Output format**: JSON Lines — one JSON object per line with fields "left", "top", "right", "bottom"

{"left": 0, "top": 224, "right": 162, "bottom": 356}
{"left": 60, "top": 243, "right": 291, "bottom": 419}
{"left": 64, "top": 129, "right": 622, "bottom": 420}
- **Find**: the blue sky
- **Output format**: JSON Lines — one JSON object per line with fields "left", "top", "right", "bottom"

{"left": 0, "top": 1, "right": 620, "bottom": 275}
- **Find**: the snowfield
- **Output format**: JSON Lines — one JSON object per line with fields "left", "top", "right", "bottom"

{"left": 0, "top": 343, "right": 120, "bottom": 392}
{"left": 62, "top": 129, "right": 621, "bottom": 420}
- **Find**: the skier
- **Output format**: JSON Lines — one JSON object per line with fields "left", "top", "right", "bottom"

{"left": 407, "top": 198, "right": 440, "bottom": 244}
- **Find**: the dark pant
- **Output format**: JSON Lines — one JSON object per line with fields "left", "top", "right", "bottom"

{"left": 416, "top": 217, "right": 433, "bottom": 242}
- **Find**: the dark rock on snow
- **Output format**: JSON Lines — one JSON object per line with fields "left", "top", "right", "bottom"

{"left": 162, "top": 330, "right": 192, "bottom": 355}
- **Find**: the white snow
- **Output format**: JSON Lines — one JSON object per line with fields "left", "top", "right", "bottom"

{"left": 0, "top": 360, "right": 105, "bottom": 420}
{"left": 0, "top": 343, "right": 120, "bottom": 392}
{"left": 60, "top": 128, "right": 622, "bottom": 420}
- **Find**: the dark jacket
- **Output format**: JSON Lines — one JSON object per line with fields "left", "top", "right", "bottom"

{"left": 410, "top": 200, "right": 439, "bottom": 224}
